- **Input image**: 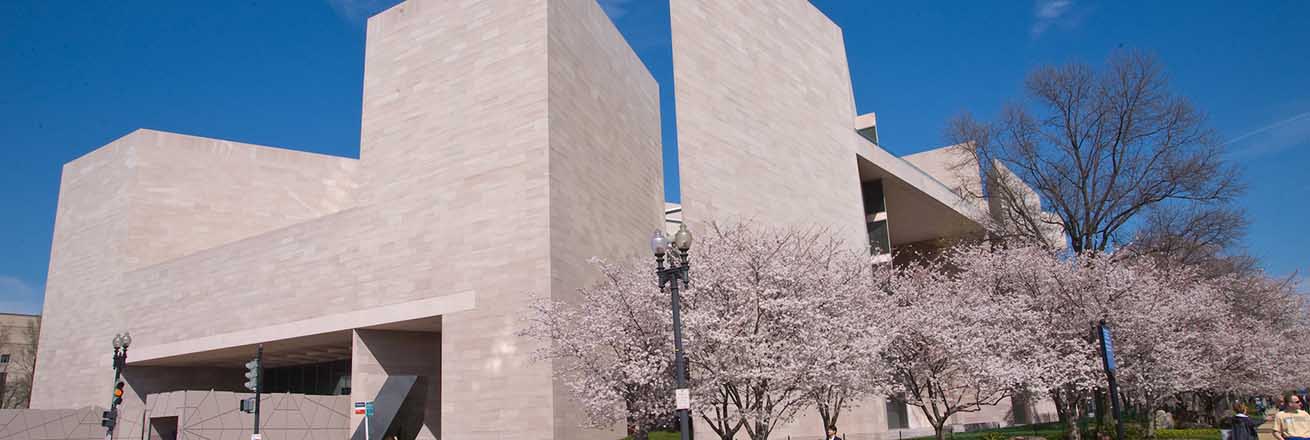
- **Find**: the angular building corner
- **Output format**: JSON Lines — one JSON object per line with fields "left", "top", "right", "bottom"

{"left": 20, "top": 0, "right": 661, "bottom": 439}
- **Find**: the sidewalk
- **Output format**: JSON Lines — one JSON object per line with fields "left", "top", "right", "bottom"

{"left": 1257, "top": 420, "right": 1276, "bottom": 440}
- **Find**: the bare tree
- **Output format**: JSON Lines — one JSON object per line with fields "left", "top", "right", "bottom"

{"left": 942, "top": 51, "right": 1244, "bottom": 440}
{"left": 947, "top": 51, "right": 1242, "bottom": 254}
{"left": 1, "top": 317, "right": 40, "bottom": 409}
{"left": 1124, "top": 204, "right": 1258, "bottom": 277}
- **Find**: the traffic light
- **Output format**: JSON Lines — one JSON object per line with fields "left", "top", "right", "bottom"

{"left": 112, "top": 381, "right": 125, "bottom": 406}
{"left": 244, "top": 359, "right": 260, "bottom": 391}
{"left": 100, "top": 408, "right": 117, "bottom": 429}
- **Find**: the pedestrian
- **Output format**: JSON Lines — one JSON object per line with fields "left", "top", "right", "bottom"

{"left": 1274, "top": 393, "right": 1310, "bottom": 440}
{"left": 1232, "top": 403, "right": 1262, "bottom": 440}
{"left": 826, "top": 425, "right": 843, "bottom": 440}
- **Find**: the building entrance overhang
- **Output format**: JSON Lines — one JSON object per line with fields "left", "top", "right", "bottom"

{"left": 128, "top": 292, "right": 468, "bottom": 368}
{"left": 132, "top": 330, "right": 353, "bottom": 369}
{"left": 855, "top": 144, "right": 986, "bottom": 246}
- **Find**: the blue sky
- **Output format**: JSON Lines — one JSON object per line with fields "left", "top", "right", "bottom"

{"left": 1, "top": 0, "right": 1307, "bottom": 314}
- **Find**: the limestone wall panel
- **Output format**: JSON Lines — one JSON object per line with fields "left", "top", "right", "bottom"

{"left": 546, "top": 0, "right": 664, "bottom": 438}
{"left": 124, "top": 129, "right": 358, "bottom": 269}
{"left": 670, "top": 0, "right": 867, "bottom": 247}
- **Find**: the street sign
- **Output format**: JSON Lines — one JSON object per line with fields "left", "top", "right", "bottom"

{"left": 365, "top": 401, "right": 375, "bottom": 417}
{"left": 250, "top": 434, "right": 261, "bottom": 440}
{"left": 1100, "top": 323, "right": 1117, "bottom": 373}
{"left": 1097, "top": 320, "right": 1125, "bottom": 440}
{"left": 675, "top": 389, "right": 690, "bottom": 410}
{"left": 354, "top": 401, "right": 366, "bottom": 415}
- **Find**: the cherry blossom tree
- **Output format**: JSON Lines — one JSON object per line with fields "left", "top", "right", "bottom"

{"left": 1093, "top": 259, "right": 1225, "bottom": 436}
{"left": 805, "top": 253, "right": 897, "bottom": 437}
{"left": 681, "top": 222, "right": 888, "bottom": 440}
{"left": 991, "top": 247, "right": 1202, "bottom": 440}
{"left": 1209, "top": 273, "right": 1310, "bottom": 395}
{"left": 961, "top": 244, "right": 1306, "bottom": 439}
{"left": 876, "top": 245, "right": 1051, "bottom": 440}
{"left": 522, "top": 219, "right": 1307, "bottom": 440}
{"left": 523, "top": 221, "right": 887, "bottom": 440}
{"left": 521, "top": 257, "right": 675, "bottom": 440}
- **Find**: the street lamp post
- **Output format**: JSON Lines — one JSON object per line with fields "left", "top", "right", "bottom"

{"left": 653, "top": 224, "right": 693, "bottom": 440}
{"left": 104, "top": 332, "right": 131, "bottom": 440}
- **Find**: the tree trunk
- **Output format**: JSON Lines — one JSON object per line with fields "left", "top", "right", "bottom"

{"left": 1053, "top": 386, "right": 1083, "bottom": 440}
{"left": 752, "top": 419, "right": 769, "bottom": 440}
{"left": 817, "top": 388, "right": 845, "bottom": 439}
{"left": 934, "top": 421, "right": 947, "bottom": 440}
{"left": 818, "top": 399, "right": 833, "bottom": 439}
{"left": 625, "top": 399, "right": 649, "bottom": 440}
{"left": 1145, "top": 400, "right": 1157, "bottom": 440}
{"left": 1099, "top": 389, "right": 1114, "bottom": 436}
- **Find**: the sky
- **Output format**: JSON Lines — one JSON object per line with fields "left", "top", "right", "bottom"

{"left": 1, "top": 0, "right": 1307, "bottom": 314}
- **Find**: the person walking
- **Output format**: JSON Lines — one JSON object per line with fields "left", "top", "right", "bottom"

{"left": 825, "top": 425, "right": 843, "bottom": 440}
{"left": 1274, "top": 394, "right": 1310, "bottom": 440}
{"left": 1232, "top": 403, "right": 1263, "bottom": 440}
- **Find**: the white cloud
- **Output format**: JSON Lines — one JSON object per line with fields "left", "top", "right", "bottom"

{"left": 0, "top": 276, "right": 42, "bottom": 315}
{"left": 1031, "top": 0, "right": 1075, "bottom": 38}
{"left": 597, "top": 0, "right": 633, "bottom": 19}
{"left": 1225, "top": 111, "right": 1310, "bottom": 159}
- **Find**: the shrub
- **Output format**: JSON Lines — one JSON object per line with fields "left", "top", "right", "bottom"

{"left": 1126, "top": 424, "right": 1143, "bottom": 440}
{"left": 1038, "top": 431, "right": 1067, "bottom": 440}
{"left": 1155, "top": 428, "right": 1221, "bottom": 440}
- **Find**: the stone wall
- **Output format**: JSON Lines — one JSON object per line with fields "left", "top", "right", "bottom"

{"left": 0, "top": 408, "right": 105, "bottom": 440}
{"left": 671, "top": 0, "right": 867, "bottom": 248}
{"left": 143, "top": 390, "right": 349, "bottom": 440}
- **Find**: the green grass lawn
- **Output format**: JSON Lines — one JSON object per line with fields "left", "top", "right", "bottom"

{"left": 621, "top": 431, "right": 680, "bottom": 440}
{"left": 904, "top": 422, "right": 1067, "bottom": 440}
{"left": 902, "top": 423, "right": 1221, "bottom": 440}
{"left": 628, "top": 425, "right": 1219, "bottom": 440}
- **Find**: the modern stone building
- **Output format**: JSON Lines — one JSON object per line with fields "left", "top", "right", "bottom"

{"left": 12, "top": 0, "right": 1060, "bottom": 439}
{"left": 670, "top": 0, "right": 1057, "bottom": 438}
{"left": 29, "top": 0, "right": 661, "bottom": 439}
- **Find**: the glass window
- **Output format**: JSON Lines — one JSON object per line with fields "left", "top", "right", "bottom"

{"left": 886, "top": 395, "right": 910, "bottom": 430}
{"left": 261, "top": 359, "right": 351, "bottom": 396}
{"left": 1011, "top": 393, "right": 1031, "bottom": 425}
{"left": 861, "top": 181, "right": 886, "bottom": 215}
{"left": 0, "top": 354, "right": 9, "bottom": 363}
{"left": 868, "top": 220, "right": 890, "bottom": 255}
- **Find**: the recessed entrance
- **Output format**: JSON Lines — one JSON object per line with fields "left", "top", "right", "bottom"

{"left": 148, "top": 416, "right": 178, "bottom": 440}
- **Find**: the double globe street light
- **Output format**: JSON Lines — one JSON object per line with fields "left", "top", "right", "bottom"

{"left": 652, "top": 223, "right": 693, "bottom": 440}
{"left": 112, "top": 332, "right": 132, "bottom": 368}
{"left": 103, "top": 332, "right": 132, "bottom": 437}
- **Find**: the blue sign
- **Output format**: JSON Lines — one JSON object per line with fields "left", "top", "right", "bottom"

{"left": 365, "top": 402, "right": 375, "bottom": 417}
{"left": 1100, "top": 324, "right": 1117, "bottom": 373}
